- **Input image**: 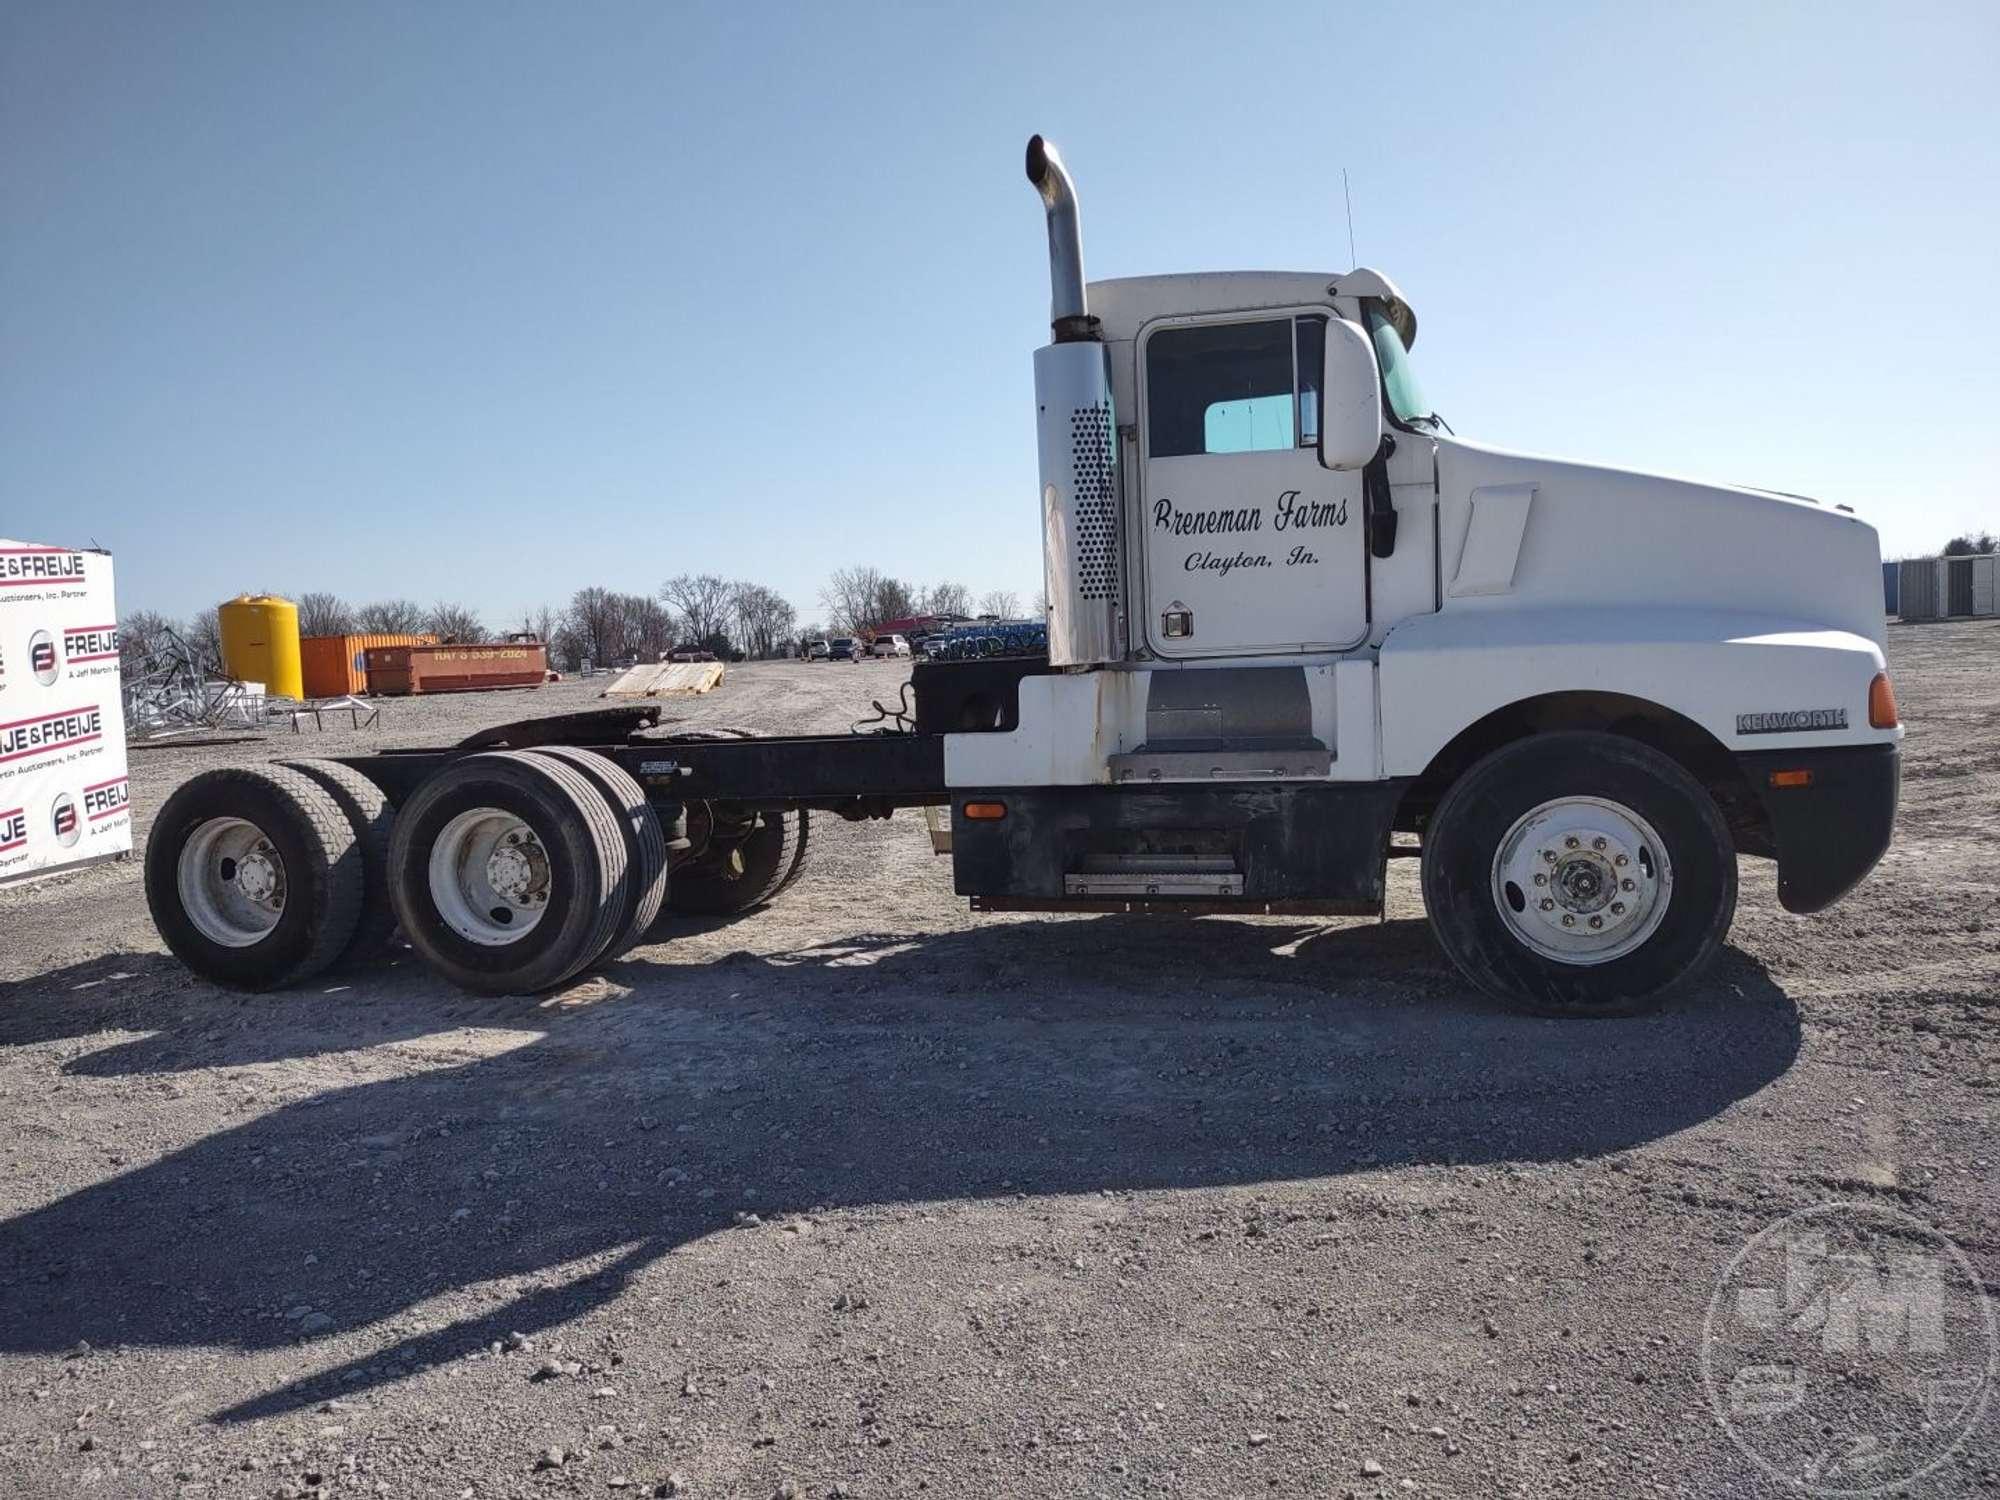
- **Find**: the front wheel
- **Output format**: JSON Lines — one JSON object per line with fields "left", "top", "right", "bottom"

{"left": 1420, "top": 732, "right": 1737, "bottom": 1016}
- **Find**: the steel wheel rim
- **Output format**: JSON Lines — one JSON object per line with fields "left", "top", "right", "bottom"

{"left": 1490, "top": 795, "right": 1672, "bottom": 966}
{"left": 428, "top": 807, "right": 552, "bottom": 946}
{"left": 178, "top": 816, "right": 287, "bottom": 947}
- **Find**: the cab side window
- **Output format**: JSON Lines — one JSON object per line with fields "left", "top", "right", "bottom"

{"left": 1147, "top": 315, "right": 1327, "bottom": 458}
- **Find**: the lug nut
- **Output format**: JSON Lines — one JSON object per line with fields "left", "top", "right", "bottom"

{"left": 1561, "top": 914, "right": 1576, "bottom": 927}
{"left": 1611, "top": 902, "right": 1626, "bottom": 915}
{"left": 1592, "top": 836, "right": 1606, "bottom": 850}
{"left": 1533, "top": 873, "right": 1547, "bottom": 886}
{"left": 1542, "top": 850, "right": 1557, "bottom": 864}
{"left": 1564, "top": 836, "right": 1580, "bottom": 849}
{"left": 1622, "top": 878, "right": 1636, "bottom": 892}
{"left": 1539, "top": 898, "right": 1554, "bottom": 911}
{"left": 1588, "top": 915, "right": 1603, "bottom": 929}
{"left": 1615, "top": 854, "right": 1629, "bottom": 867}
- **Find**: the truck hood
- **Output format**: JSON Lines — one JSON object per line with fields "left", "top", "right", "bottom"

{"left": 1432, "top": 437, "right": 1888, "bottom": 647}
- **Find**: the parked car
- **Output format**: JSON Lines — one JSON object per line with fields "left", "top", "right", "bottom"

{"left": 872, "top": 633, "right": 913, "bottom": 658}
{"left": 828, "top": 637, "right": 863, "bottom": 662}
{"left": 803, "top": 639, "right": 832, "bottom": 661}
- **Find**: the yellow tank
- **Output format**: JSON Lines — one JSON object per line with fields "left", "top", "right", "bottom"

{"left": 217, "top": 594, "right": 304, "bottom": 700}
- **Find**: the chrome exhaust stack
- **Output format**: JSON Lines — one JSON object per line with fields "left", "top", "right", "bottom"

{"left": 1026, "top": 134, "right": 1121, "bottom": 666}
{"left": 1025, "top": 135, "right": 1100, "bottom": 344}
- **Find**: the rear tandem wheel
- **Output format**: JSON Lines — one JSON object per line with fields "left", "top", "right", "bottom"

{"left": 386, "top": 750, "right": 631, "bottom": 994}
{"left": 143, "top": 764, "right": 365, "bottom": 991}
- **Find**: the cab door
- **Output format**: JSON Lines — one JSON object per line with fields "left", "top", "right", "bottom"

{"left": 1138, "top": 311, "right": 1368, "bottom": 658}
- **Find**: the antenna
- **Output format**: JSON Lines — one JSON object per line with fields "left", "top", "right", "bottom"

{"left": 1342, "top": 168, "right": 1357, "bottom": 269}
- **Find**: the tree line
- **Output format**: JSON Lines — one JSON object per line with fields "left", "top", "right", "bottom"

{"left": 810, "top": 568, "right": 1026, "bottom": 640}
{"left": 117, "top": 576, "right": 802, "bottom": 674}
{"left": 119, "top": 565, "right": 1042, "bottom": 677}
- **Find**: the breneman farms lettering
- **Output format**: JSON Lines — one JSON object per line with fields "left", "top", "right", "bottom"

{"left": 0, "top": 706, "right": 104, "bottom": 763}
{"left": 1153, "top": 490, "right": 1348, "bottom": 537}
{"left": 0, "top": 548, "right": 87, "bottom": 587}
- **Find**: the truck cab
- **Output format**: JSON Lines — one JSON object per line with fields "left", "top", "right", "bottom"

{"left": 929, "top": 136, "right": 1900, "bottom": 1013}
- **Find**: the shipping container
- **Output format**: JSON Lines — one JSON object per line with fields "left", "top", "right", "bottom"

{"left": 365, "top": 641, "right": 549, "bottom": 695}
{"left": 1946, "top": 556, "right": 1975, "bottom": 618}
{"left": 299, "top": 632, "right": 436, "bottom": 698}
{"left": 1973, "top": 553, "right": 1999, "bottom": 617}
{"left": 1881, "top": 559, "right": 1899, "bottom": 615}
{"left": 218, "top": 594, "right": 303, "bottom": 699}
{"left": 1898, "top": 557, "right": 1941, "bottom": 620}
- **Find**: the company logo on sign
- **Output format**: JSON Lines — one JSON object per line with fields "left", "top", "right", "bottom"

{"left": 82, "top": 775, "right": 129, "bottom": 822}
{"left": 0, "top": 547, "right": 86, "bottom": 588}
{"left": 0, "top": 705, "right": 104, "bottom": 764}
{"left": 29, "top": 629, "right": 59, "bottom": 687}
{"left": 63, "top": 624, "right": 119, "bottom": 665}
{"left": 50, "top": 792, "right": 80, "bottom": 847}
{"left": 0, "top": 806, "right": 25, "bottom": 854}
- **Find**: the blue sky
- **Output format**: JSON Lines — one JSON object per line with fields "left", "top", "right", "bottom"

{"left": 4, "top": 1, "right": 1994, "bottom": 631}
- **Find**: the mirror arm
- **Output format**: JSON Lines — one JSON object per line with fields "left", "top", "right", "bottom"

{"left": 1365, "top": 434, "right": 1398, "bottom": 559}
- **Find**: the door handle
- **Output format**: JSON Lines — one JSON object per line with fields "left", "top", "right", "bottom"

{"left": 1365, "top": 434, "right": 1398, "bottom": 559}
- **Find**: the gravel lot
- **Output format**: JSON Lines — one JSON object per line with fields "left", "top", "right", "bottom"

{"left": 2, "top": 629, "right": 1995, "bottom": 1498}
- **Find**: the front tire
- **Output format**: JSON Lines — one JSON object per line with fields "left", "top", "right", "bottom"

{"left": 1420, "top": 732, "right": 1736, "bottom": 1016}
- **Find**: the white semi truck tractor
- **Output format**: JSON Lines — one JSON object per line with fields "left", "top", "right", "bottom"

{"left": 144, "top": 136, "right": 1900, "bottom": 1016}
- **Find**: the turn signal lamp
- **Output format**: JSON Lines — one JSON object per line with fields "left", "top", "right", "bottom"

{"left": 963, "top": 801, "right": 1008, "bottom": 821}
{"left": 1868, "top": 672, "right": 1899, "bottom": 729}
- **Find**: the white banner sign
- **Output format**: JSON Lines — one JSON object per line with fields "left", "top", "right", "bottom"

{"left": 0, "top": 539, "right": 131, "bottom": 884}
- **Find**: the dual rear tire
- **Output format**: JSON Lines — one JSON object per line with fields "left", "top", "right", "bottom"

{"left": 146, "top": 748, "right": 677, "bottom": 995}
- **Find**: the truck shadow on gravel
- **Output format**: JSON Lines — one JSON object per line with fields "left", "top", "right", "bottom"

{"left": 0, "top": 917, "right": 1799, "bottom": 1422}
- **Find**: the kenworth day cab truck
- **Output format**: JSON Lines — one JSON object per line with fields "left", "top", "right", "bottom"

{"left": 144, "top": 137, "right": 1900, "bottom": 1016}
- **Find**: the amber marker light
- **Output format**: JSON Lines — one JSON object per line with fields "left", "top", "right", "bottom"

{"left": 1868, "top": 672, "right": 1899, "bottom": 729}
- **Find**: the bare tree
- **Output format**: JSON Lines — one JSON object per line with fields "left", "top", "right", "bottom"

{"left": 1031, "top": 587, "right": 1050, "bottom": 617}
{"left": 181, "top": 608, "right": 224, "bottom": 673}
{"left": 978, "top": 589, "right": 1020, "bottom": 619}
{"left": 425, "top": 601, "right": 485, "bottom": 643}
{"left": 921, "top": 580, "right": 973, "bottom": 618}
{"left": 562, "top": 587, "right": 624, "bottom": 667}
{"left": 520, "top": 604, "right": 559, "bottom": 644}
{"left": 296, "top": 591, "right": 355, "bottom": 636}
{"left": 869, "top": 576, "right": 917, "bottom": 629}
{"left": 661, "top": 573, "right": 733, "bottom": 647}
{"left": 117, "top": 609, "right": 177, "bottom": 665}
{"left": 622, "top": 594, "right": 674, "bottom": 660}
{"left": 355, "top": 598, "right": 427, "bottom": 634}
{"left": 820, "top": 565, "right": 884, "bottom": 637}
{"left": 729, "top": 580, "right": 798, "bottom": 659}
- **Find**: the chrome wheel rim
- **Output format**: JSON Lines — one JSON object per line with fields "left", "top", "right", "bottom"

{"left": 428, "top": 807, "right": 551, "bottom": 946}
{"left": 1490, "top": 795, "right": 1672, "bottom": 966}
{"left": 178, "top": 816, "right": 287, "bottom": 947}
